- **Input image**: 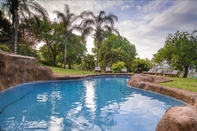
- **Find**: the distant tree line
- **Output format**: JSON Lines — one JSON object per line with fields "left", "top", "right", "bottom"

{"left": 153, "top": 30, "right": 197, "bottom": 78}
{"left": 0, "top": 0, "right": 151, "bottom": 72}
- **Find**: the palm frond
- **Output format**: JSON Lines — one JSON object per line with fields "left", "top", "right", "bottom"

{"left": 53, "top": 10, "right": 66, "bottom": 22}
{"left": 64, "top": 4, "right": 70, "bottom": 15}
{"left": 82, "top": 26, "right": 94, "bottom": 39}
{"left": 82, "top": 18, "right": 95, "bottom": 28}
{"left": 103, "top": 25, "right": 112, "bottom": 33}
{"left": 67, "top": 13, "right": 77, "bottom": 23}
{"left": 80, "top": 10, "right": 95, "bottom": 18}
{"left": 112, "top": 27, "right": 120, "bottom": 36}
{"left": 105, "top": 12, "right": 118, "bottom": 26}
{"left": 28, "top": 2, "right": 49, "bottom": 21}
{"left": 70, "top": 25, "right": 82, "bottom": 33}
{"left": 98, "top": 10, "right": 105, "bottom": 19}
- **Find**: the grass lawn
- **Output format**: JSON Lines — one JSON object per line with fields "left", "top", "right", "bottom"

{"left": 160, "top": 77, "right": 197, "bottom": 92}
{"left": 47, "top": 65, "right": 95, "bottom": 75}
{"left": 45, "top": 65, "right": 197, "bottom": 92}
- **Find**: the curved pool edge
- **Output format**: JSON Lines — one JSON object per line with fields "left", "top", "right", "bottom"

{"left": 1, "top": 73, "right": 197, "bottom": 108}
{"left": 53, "top": 73, "right": 134, "bottom": 80}
{"left": 149, "top": 83, "right": 197, "bottom": 108}
{"left": 127, "top": 74, "right": 197, "bottom": 108}
{"left": 0, "top": 73, "right": 134, "bottom": 94}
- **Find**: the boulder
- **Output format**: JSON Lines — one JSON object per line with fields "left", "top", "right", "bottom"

{"left": 128, "top": 74, "right": 197, "bottom": 131}
{"left": 156, "top": 106, "right": 197, "bottom": 131}
{"left": 0, "top": 50, "right": 53, "bottom": 92}
{"left": 127, "top": 73, "right": 171, "bottom": 85}
{"left": 127, "top": 74, "right": 197, "bottom": 107}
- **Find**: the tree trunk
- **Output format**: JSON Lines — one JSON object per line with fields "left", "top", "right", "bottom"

{"left": 52, "top": 51, "right": 56, "bottom": 66}
{"left": 14, "top": 9, "right": 18, "bottom": 54}
{"left": 68, "top": 63, "right": 72, "bottom": 69}
{"left": 63, "top": 38, "right": 67, "bottom": 69}
{"left": 46, "top": 40, "right": 51, "bottom": 62}
{"left": 103, "top": 42, "right": 108, "bottom": 66}
{"left": 183, "top": 65, "right": 189, "bottom": 78}
{"left": 96, "top": 40, "right": 101, "bottom": 66}
{"left": 96, "top": 44, "right": 99, "bottom": 66}
{"left": 12, "top": 14, "right": 15, "bottom": 51}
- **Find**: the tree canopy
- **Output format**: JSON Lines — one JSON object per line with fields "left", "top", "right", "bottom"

{"left": 81, "top": 10, "right": 119, "bottom": 66}
{"left": 53, "top": 4, "right": 82, "bottom": 68}
{"left": 153, "top": 30, "right": 197, "bottom": 78}
{"left": 0, "top": 0, "right": 48, "bottom": 53}
{"left": 0, "top": 3, "right": 139, "bottom": 71}
{"left": 99, "top": 33, "right": 137, "bottom": 70}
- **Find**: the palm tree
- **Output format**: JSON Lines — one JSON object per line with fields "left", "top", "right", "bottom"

{"left": 53, "top": 4, "right": 81, "bottom": 69}
{"left": 81, "top": 10, "right": 119, "bottom": 66}
{"left": 0, "top": 0, "right": 48, "bottom": 53}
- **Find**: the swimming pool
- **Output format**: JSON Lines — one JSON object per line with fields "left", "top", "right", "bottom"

{"left": 0, "top": 76, "right": 186, "bottom": 131}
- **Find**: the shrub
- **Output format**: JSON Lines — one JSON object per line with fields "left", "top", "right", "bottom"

{"left": 131, "top": 58, "right": 152, "bottom": 73}
{"left": 0, "top": 44, "right": 12, "bottom": 52}
{"left": 112, "top": 61, "right": 126, "bottom": 73}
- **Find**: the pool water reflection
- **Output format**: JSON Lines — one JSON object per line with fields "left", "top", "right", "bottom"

{"left": 0, "top": 76, "right": 186, "bottom": 131}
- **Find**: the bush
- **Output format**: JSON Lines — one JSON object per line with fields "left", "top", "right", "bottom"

{"left": 40, "top": 60, "right": 55, "bottom": 66}
{"left": 112, "top": 61, "right": 126, "bottom": 73}
{"left": 131, "top": 58, "right": 152, "bottom": 73}
{"left": 18, "top": 44, "right": 39, "bottom": 59}
{"left": 0, "top": 44, "right": 12, "bottom": 52}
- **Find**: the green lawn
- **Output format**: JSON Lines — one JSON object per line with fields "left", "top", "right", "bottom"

{"left": 47, "top": 65, "right": 95, "bottom": 75}
{"left": 45, "top": 65, "right": 197, "bottom": 92}
{"left": 160, "top": 77, "right": 197, "bottom": 92}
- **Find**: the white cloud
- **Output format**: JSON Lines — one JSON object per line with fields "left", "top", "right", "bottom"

{"left": 36, "top": 0, "right": 123, "bottom": 15}
{"left": 136, "top": 5, "right": 141, "bottom": 10}
{"left": 121, "top": 5, "right": 130, "bottom": 10}
{"left": 142, "top": 1, "right": 168, "bottom": 13}
{"left": 35, "top": 0, "right": 197, "bottom": 60}
{"left": 116, "top": 0, "right": 197, "bottom": 59}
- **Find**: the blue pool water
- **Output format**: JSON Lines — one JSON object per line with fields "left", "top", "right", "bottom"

{"left": 0, "top": 76, "right": 186, "bottom": 131}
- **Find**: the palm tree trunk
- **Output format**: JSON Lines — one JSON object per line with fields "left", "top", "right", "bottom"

{"left": 14, "top": 9, "right": 18, "bottom": 54}
{"left": 103, "top": 42, "right": 108, "bottom": 66}
{"left": 96, "top": 46, "right": 99, "bottom": 66}
{"left": 63, "top": 38, "right": 67, "bottom": 69}
{"left": 96, "top": 41, "right": 101, "bottom": 66}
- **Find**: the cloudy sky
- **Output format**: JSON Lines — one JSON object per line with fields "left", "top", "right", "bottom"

{"left": 35, "top": 0, "right": 197, "bottom": 60}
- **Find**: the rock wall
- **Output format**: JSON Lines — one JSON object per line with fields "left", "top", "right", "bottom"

{"left": 128, "top": 74, "right": 197, "bottom": 131}
{"left": 0, "top": 50, "right": 53, "bottom": 92}
{"left": 127, "top": 74, "right": 197, "bottom": 107}
{"left": 156, "top": 106, "right": 197, "bottom": 131}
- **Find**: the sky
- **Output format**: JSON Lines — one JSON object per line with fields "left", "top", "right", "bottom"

{"left": 35, "top": 0, "right": 197, "bottom": 60}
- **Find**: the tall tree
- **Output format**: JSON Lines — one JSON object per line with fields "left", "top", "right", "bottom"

{"left": 53, "top": 4, "right": 81, "bottom": 69}
{"left": 81, "top": 10, "right": 119, "bottom": 66}
{"left": 83, "top": 54, "right": 96, "bottom": 71}
{"left": 0, "top": 0, "right": 47, "bottom": 53}
{"left": 100, "top": 34, "right": 137, "bottom": 69}
{"left": 67, "top": 34, "right": 86, "bottom": 69}
{"left": 153, "top": 30, "right": 197, "bottom": 78}
{"left": 38, "top": 19, "right": 64, "bottom": 65}
{"left": 0, "top": 11, "right": 12, "bottom": 44}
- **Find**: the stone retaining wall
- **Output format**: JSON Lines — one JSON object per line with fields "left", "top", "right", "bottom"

{"left": 127, "top": 74, "right": 197, "bottom": 107}
{"left": 0, "top": 50, "right": 53, "bottom": 92}
{"left": 127, "top": 74, "right": 197, "bottom": 131}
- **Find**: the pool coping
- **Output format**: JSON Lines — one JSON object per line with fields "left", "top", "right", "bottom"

{"left": 1, "top": 72, "right": 197, "bottom": 108}
{"left": 53, "top": 73, "right": 134, "bottom": 80}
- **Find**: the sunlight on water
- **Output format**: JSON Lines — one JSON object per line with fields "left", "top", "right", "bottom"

{"left": 0, "top": 76, "right": 186, "bottom": 131}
